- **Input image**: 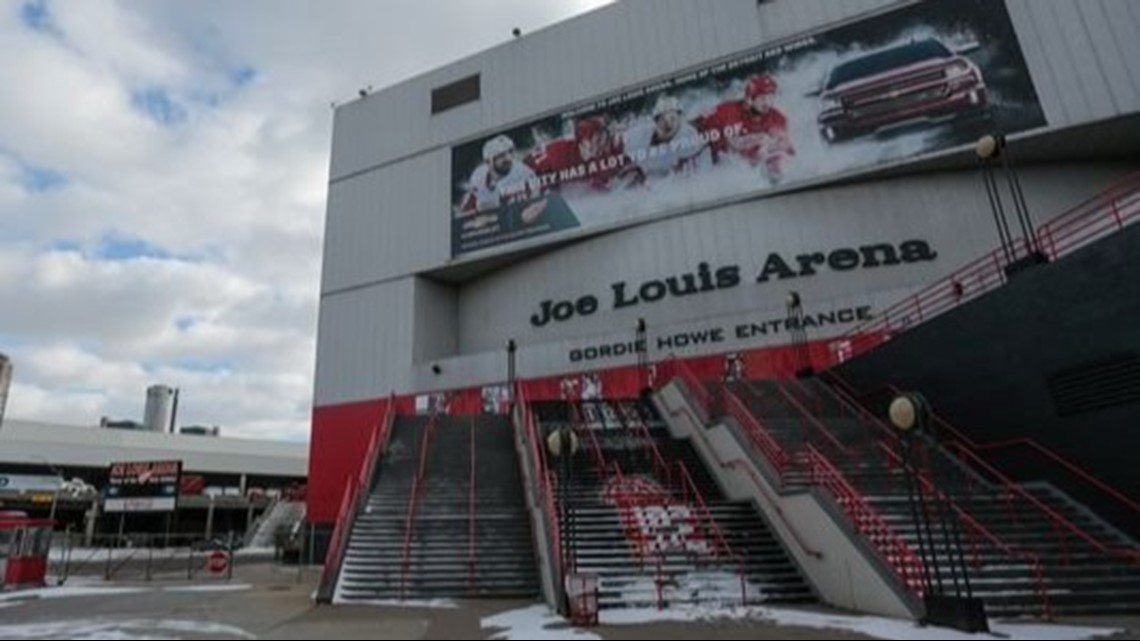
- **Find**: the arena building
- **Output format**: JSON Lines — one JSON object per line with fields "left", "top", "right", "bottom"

{"left": 309, "top": 0, "right": 1140, "bottom": 621}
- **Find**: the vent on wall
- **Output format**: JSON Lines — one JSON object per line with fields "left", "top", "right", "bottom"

{"left": 1047, "top": 353, "right": 1140, "bottom": 417}
{"left": 431, "top": 74, "right": 480, "bottom": 114}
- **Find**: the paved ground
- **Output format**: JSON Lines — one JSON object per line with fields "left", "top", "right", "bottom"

{"left": 0, "top": 563, "right": 1136, "bottom": 640}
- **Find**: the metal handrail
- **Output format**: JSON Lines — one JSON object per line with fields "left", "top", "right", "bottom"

{"left": 945, "top": 441, "right": 1140, "bottom": 565}
{"left": 317, "top": 398, "right": 396, "bottom": 601}
{"left": 723, "top": 390, "right": 791, "bottom": 478}
{"left": 830, "top": 174, "right": 1140, "bottom": 366}
{"left": 876, "top": 441, "right": 1054, "bottom": 617}
{"left": 804, "top": 445, "right": 927, "bottom": 596}
{"left": 843, "top": 377, "right": 1140, "bottom": 560}
{"left": 399, "top": 413, "right": 438, "bottom": 599}
{"left": 774, "top": 381, "right": 852, "bottom": 459}
{"left": 468, "top": 415, "right": 477, "bottom": 591}
{"left": 620, "top": 402, "right": 674, "bottom": 491}
{"left": 668, "top": 399, "right": 824, "bottom": 560}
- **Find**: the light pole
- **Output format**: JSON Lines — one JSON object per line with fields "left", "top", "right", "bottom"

{"left": 635, "top": 318, "right": 648, "bottom": 397}
{"left": 786, "top": 291, "right": 813, "bottom": 378}
{"left": 33, "top": 456, "right": 63, "bottom": 526}
{"left": 888, "top": 392, "right": 986, "bottom": 633}
{"left": 975, "top": 133, "right": 1047, "bottom": 276}
{"left": 546, "top": 427, "right": 579, "bottom": 575}
{"left": 507, "top": 339, "right": 517, "bottom": 415}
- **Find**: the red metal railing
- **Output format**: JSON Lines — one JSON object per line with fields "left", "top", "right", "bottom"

{"left": 517, "top": 385, "right": 567, "bottom": 580}
{"left": 318, "top": 476, "right": 359, "bottom": 598}
{"left": 468, "top": 415, "right": 477, "bottom": 591}
{"left": 606, "top": 462, "right": 657, "bottom": 569}
{"left": 944, "top": 441, "right": 1140, "bottom": 566}
{"left": 400, "top": 413, "right": 438, "bottom": 599}
{"left": 620, "top": 402, "right": 674, "bottom": 491}
{"left": 799, "top": 374, "right": 1070, "bottom": 613}
{"left": 971, "top": 438, "right": 1140, "bottom": 519}
{"left": 804, "top": 445, "right": 928, "bottom": 596}
{"left": 668, "top": 357, "right": 716, "bottom": 421}
{"left": 603, "top": 461, "right": 677, "bottom": 610}
{"left": 589, "top": 397, "right": 748, "bottom": 606}
{"left": 1036, "top": 174, "right": 1140, "bottom": 259}
{"left": 366, "top": 399, "right": 399, "bottom": 496}
{"left": 863, "top": 375, "right": 1140, "bottom": 528}
{"left": 318, "top": 398, "right": 397, "bottom": 601}
{"left": 723, "top": 390, "right": 791, "bottom": 479}
{"left": 830, "top": 173, "right": 1140, "bottom": 367}
{"left": 707, "top": 376, "right": 927, "bottom": 597}
{"left": 572, "top": 404, "right": 609, "bottom": 478}
{"left": 849, "top": 379, "right": 1140, "bottom": 565}
{"left": 817, "top": 372, "right": 903, "bottom": 445}
{"left": 674, "top": 461, "right": 749, "bottom": 605}
{"left": 876, "top": 442, "right": 1054, "bottom": 618}
{"left": 586, "top": 408, "right": 667, "bottom": 571}
{"left": 722, "top": 381, "right": 928, "bottom": 598}
{"left": 674, "top": 462, "right": 731, "bottom": 561}
{"left": 668, "top": 399, "right": 823, "bottom": 560}
{"left": 674, "top": 460, "right": 738, "bottom": 556}
{"left": 773, "top": 381, "right": 852, "bottom": 459}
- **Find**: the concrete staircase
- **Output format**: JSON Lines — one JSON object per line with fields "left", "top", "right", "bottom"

{"left": 245, "top": 499, "right": 304, "bottom": 549}
{"left": 335, "top": 415, "right": 539, "bottom": 602}
{"left": 726, "top": 377, "right": 1140, "bottom": 617}
{"left": 533, "top": 399, "right": 813, "bottom": 610}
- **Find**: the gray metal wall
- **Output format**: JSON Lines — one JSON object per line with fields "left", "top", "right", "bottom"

{"left": 315, "top": 162, "right": 1138, "bottom": 406}
{"left": 456, "top": 165, "right": 1131, "bottom": 355}
{"left": 412, "top": 276, "right": 459, "bottom": 365}
{"left": 322, "top": 151, "right": 451, "bottom": 294}
{"left": 314, "top": 277, "right": 415, "bottom": 404}
{"left": 0, "top": 353, "right": 11, "bottom": 431}
{"left": 314, "top": 0, "right": 1140, "bottom": 407}
{"left": 1008, "top": 0, "right": 1140, "bottom": 127}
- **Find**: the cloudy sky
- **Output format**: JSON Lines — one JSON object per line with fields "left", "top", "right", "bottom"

{"left": 0, "top": 0, "right": 610, "bottom": 441}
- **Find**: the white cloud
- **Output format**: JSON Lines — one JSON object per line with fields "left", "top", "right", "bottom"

{"left": 0, "top": 0, "right": 612, "bottom": 441}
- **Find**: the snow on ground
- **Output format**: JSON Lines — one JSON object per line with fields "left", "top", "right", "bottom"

{"left": 485, "top": 603, "right": 1120, "bottom": 641}
{"left": 49, "top": 547, "right": 168, "bottom": 562}
{"left": 0, "top": 582, "right": 252, "bottom": 604}
{"left": 161, "top": 584, "right": 252, "bottom": 593}
{"left": 233, "top": 546, "right": 276, "bottom": 557}
{"left": 330, "top": 596, "right": 459, "bottom": 609}
{"left": 50, "top": 546, "right": 276, "bottom": 562}
{"left": 599, "top": 603, "right": 766, "bottom": 625}
{"left": 747, "top": 607, "right": 1119, "bottom": 640}
{"left": 43, "top": 574, "right": 107, "bottom": 587}
{"left": 0, "top": 619, "right": 256, "bottom": 640}
{"left": 482, "top": 605, "right": 602, "bottom": 641}
{"left": 0, "top": 585, "right": 144, "bottom": 603}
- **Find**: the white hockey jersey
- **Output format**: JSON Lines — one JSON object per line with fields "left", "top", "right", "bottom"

{"left": 622, "top": 120, "right": 712, "bottom": 181}
{"left": 462, "top": 161, "right": 540, "bottom": 212}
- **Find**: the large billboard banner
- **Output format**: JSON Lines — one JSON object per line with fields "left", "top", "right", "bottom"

{"left": 104, "top": 460, "right": 182, "bottom": 513}
{"left": 450, "top": 0, "right": 1045, "bottom": 257}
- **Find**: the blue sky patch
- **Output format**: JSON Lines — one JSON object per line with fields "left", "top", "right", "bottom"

{"left": 192, "top": 91, "right": 223, "bottom": 108}
{"left": 20, "top": 164, "right": 67, "bottom": 192}
{"left": 50, "top": 239, "right": 82, "bottom": 252}
{"left": 131, "top": 87, "right": 188, "bottom": 126}
{"left": 172, "top": 358, "right": 232, "bottom": 374}
{"left": 20, "top": 0, "right": 54, "bottom": 33}
{"left": 231, "top": 65, "right": 257, "bottom": 87}
{"left": 95, "top": 235, "right": 176, "bottom": 261}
